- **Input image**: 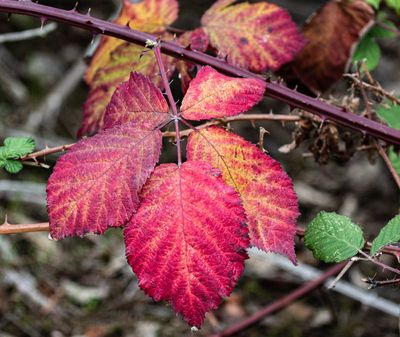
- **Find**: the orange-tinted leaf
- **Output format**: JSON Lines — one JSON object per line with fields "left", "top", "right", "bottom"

{"left": 288, "top": 0, "right": 374, "bottom": 93}
{"left": 201, "top": 0, "right": 305, "bottom": 72}
{"left": 79, "top": 42, "right": 175, "bottom": 136}
{"left": 176, "top": 28, "right": 209, "bottom": 92}
{"left": 187, "top": 127, "right": 299, "bottom": 263}
{"left": 181, "top": 66, "right": 266, "bottom": 120}
{"left": 47, "top": 123, "right": 162, "bottom": 239}
{"left": 85, "top": 0, "right": 178, "bottom": 84}
{"left": 103, "top": 72, "right": 169, "bottom": 130}
{"left": 124, "top": 161, "right": 249, "bottom": 327}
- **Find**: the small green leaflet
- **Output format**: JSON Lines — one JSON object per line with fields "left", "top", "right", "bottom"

{"left": 386, "top": 0, "right": 400, "bottom": 15}
{"left": 353, "top": 34, "right": 381, "bottom": 71}
{"left": 377, "top": 99, "right": 400, "bottom": 175}
{"left": 369, "top": 20, "right": 398, "bottom": 39}
{"left": 378, "top": 100, "right": 400, "bottom": 129}
{"left": 388, "top": 148, "right": 400, "bottom": 176}
{"left": 366, "top": 0, "right": 381, "bottom": 9}
{"left": 353, "top": 17, "right": 398, "bottom": 71}
{"left": 0, "top": 137, "right": 35, "bottom": 174}
{"left": 371, "top": 215, "right": 400, "bottom": 254}
{"left": 304, "top": 211, "right": 365, "bottom": 263}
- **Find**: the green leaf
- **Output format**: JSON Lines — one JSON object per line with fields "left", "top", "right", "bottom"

{"left": 353, "top": 34, "right": 381, "bottom": 71}
{"left": 388, "top": 148, "right": 400, "bottom": 176}
{"left": 377, "top": 101, "right": 400, "bottom": 129}
{"left": 370, "top": 20, "right": 398, "bottom": 38}
{"left": 2, "top": 137, "right": 35, "bottom": 158}
{"left": 386, "top": 0, "right": 400, "bottom": 15}
{"left": 3, "top": 159, "right": 23, "bottom": 174}
{"left": 371, "top": 215, "right": 400, "bottom": 254}
{"left": 367, "top": 0, "right": 381, "bottom": 9}
{"left": 304, "top": 211, "right": 365, "bottom": 263}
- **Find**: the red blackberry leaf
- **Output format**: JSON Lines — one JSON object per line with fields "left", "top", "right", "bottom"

{"left": 47, "top": 123, "right": 162, "bottom": 240}
{"left": 288, "top": 0, "right": 374, "bottom": 93}
{"left": 187, "top": 127, "right": 299, "bottom": 263}
{"left": 79, "top": 41, "right": 175, "bottom": 137}
{"left": 124, "top": 161, "right": 249, "bottom": 327}
{"left": 85, "top": 0, "right": 178, "bottom": 84}
{"left": 201, "top": 0, "right": 305, "bottom": 72}
{"left": 103, "top": 72, "right": 169, "bottom": 130}
{"left": 181, "top": 66, "right": 266, "bottom": 121}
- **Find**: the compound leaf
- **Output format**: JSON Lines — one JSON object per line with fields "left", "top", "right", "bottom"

{"left": 187, "top": 126, "right": 299, "bottom": 263}
{"left": 103, "top": 72, "right": 169, "bottom": 130}
{"left": 124, "top": 161, "right": 249, "bottom": 327}
{"left": 85, "top": 0, "right": 178, "bottom": 84}
{"left": 371, "top": 215, "right": 400, "bottom": 254}
{"left": 181, "top": 66, "right": 266, "bottom": 120}
{"left": 304, "top": 211, "right": 365, "bottom": 263}
{"left": 288, "top": 0, "right": 374, "bottom": 93}
{"left": 79, "top": 42, "right": 175, "bottom": 136}
{"left": 47, "top": 123, "right": 162, "bottom": 240}
{"left": 201, "top": 0, "right": 305, "bottom": 72}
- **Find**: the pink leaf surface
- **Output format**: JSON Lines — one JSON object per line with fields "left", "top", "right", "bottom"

{"left": 181, "top": 66, "right": 266, "bottom": 121}
{"left": 104, "top": 72, "right": 169, "bottom": 130}
{"left": 124, "top": 161, "right": 249, "bottom": 327}
{"left": 201, "top": 0, "right": 305, "bottom": 72}
{"left": 187, "top": 126, "right": 299, "bottom": 263}
{"left": 47, "top": 123, "right": 162, "bottom": 240}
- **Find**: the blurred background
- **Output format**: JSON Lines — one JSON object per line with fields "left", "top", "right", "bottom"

{"left": 0, "top": 0, "right": 399, "bottom": 336}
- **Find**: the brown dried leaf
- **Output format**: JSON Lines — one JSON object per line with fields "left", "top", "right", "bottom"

{"left": 288, "top": 0, "right": 374, "bottom": 93}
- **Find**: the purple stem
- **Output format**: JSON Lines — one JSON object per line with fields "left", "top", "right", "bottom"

{"left": 208, "top": 262, "right": 347, "bottom": 337}
{"left": 1, "top": 1, "right": 400, "bottom": 145}
{"left": 153, "top": 44, "right": 182, "bottom": 166}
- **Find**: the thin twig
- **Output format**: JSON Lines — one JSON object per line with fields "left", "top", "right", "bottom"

{"left": 328, "top": 259, "right": 356, "bottom": 289}
{"left": 376, "top": 141, "right": 400, "bottom": 189}
{"left": 363, "top": 277, "right": 400, "bottom": 288}
{"left": 19, "top": 114, "right": 300, "bottom": 161}
{"left": 208, "top": 262, "right": 347, "bottom": 337}
{"left": 0, "top": 22, "right": 57, "bottom": 43}
{"left": 358, "top": 249, "right": 400, "bottom": 276}
{"left": 345, "top": 73, "right": 400, "bottom": 106}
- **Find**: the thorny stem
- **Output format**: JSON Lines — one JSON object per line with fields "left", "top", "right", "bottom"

{"left": 4, "top": 223, "right": 400, "bottom": 258}
{"left": 208, "top": 262, "right": 347, "bottom": 337}
{"left": 153, "top": 44, "right": 182, "bottom": 165}
{"left": 1, "top": 1, "right": 400, "bottom": 145}
{"left": 0, "top": 222, "right": 50, "bottom": 234}
{"left": 20, "top": 143, "right": 74, "bottom": 161}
